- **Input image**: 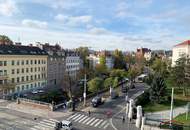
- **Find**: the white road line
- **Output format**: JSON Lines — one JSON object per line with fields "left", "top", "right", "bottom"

{"left": 94, "top": 119, "right": 103, "bottom": 127}
{"left": 67, "top": 113, "right": 78, "bottom": 120}
{"left": 30, "top": 128, "right": 38, "bottom": 130}
{"left": 86, "top": 117, "right": 95, "bottom": 125}
{"left": 74, "top": 114, "right": 85, "bottom": 122}
{"left": 78, "top": 116, "right": 88, "bottom": 123}
{"left": 81, "top": 117, "right": 91, "bottom": 124}
{"left": 90, "top": 119, "right": 99, "bottom": 126}
{"left": 103, "top": 123, "right": 109, "bottom": 129}
{"left": 72, "top": 114, "right": 81, "bottom": 120}
{"left": 99, "top": 121, "right": 107, "bottom": 128}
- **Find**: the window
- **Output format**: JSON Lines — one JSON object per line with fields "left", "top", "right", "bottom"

{"left": 38, "top": 74, "right": 40, "bottom": 79}
{"left": 4, "top": 79, "right": 7, "bottom": 84}
{"left": 0, "top": 61, "right": 3, "bottom": 66}
{"left": 30, "top": 68, "right": 33, "bottom": 72}
{"left": 30, "top": 60, "right": 33, "bottom": 65}
{"left": 38, "top": 82, "right": 40, "bottom": 87}
{"left": 0, "top": 80, "right": 3, "bottom": 84}
{"left": 22, "top": 68, "right": 24, "bottom": 73}
{"left": 22, "top": 85, "right": 24, "bottom": 90}
{"left": 21, "top": 76, "right": 24, "bottom": 82}
{"left": 11, "top": 60, "right": 14, "bottom": 65}
{"left": 0, "top": 70, "right": 3, "bottom": 76}
{"left": 34, "top": 75, "right": 37, "bottom": 80}
{"left": 26, "top": 85, "right": 29, "bottom": 89}
{"left": 17, "top": 77, "right": 20, "bottom": 83}
{"left": 35, "top": 67, "right": 37, "bottom": 72}
{"left": 17, "top": 60, "right": 19, "bottom": 65}
{"left": 38, "top": 67, "right": 40, "bottom": 71}
{"left": 38, "top": 60, "right": 40, "bottom": 64}
{"left": 26, "top": 76, "right": 29, "bottom": 81}
{"left": 35, "top": 60, "right": 37, "bottom": 64}
{"left": 21, "top": 60, "right": 24, "bottom": 65}
{"left": 26, "top": 60, "right": 29, "bottom": 65}
{"left": 4, "top": 61, "right": 7, "bottom": 66}
{"left": 17, "top": 69, "right": 19, "bottom": 74}
{"left": 26, "top": 68, "right": 29, "bottom": 73}
{"left": 11, "top": 78, "right": 14, "bottom": 83}
{"left": 12, "top": 69, "right": 14, "bottom": 74}
{"left": 4, "top": 70, "right": 7, "bottom": 75}
{"left": 31, "top": 75, "right": 33, "bottom": 80}
{"left": 30, "top": 84, "right": 33, "bottom": 88}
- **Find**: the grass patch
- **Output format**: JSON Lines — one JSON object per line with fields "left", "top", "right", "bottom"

{"left": 175, "top": 113, "right": 190, "bottom": 125}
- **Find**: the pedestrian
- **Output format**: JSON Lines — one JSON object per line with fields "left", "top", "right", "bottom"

{"left": 122, "top": 115, "right": 125, "bottom": 123}
{"left": 88, "top": 110, "right": 91, "bottom": 116}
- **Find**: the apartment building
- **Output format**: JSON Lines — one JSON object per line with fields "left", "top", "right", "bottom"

{"left": 64, "top": 50, "right": 81, "bottom": 78}
{"left": 136, "top": 48, "right": 151, "bottom": 61}
{"left": 0, "top": 44, "right": 48, "bottom": 96}
{"left": 37, "top": 43, "right": 65, "bottom": 87}
{"left": 172, "top": 40, "right": 190, "bottom": 66}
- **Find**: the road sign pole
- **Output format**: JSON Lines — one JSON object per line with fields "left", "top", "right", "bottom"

{"left": 170, "top": 88, "right": 174, "bottom": 127}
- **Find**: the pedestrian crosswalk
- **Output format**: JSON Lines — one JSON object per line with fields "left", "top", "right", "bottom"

{"left": 30, "top": 118, "right": 59, "bottom": 130}
{"left": 67, "top": 113, "right": 110, "bottom": 129}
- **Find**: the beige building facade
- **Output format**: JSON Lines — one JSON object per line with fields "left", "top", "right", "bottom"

{"left": 0, "top": 45, "right": 48, "bottom": 96}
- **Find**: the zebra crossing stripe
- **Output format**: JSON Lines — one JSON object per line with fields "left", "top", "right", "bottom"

{"left": 81, "top": 117, "right": 91, "bottom": 124}
{"left": 78, "top": 116, "right": 88, "bottom": 123}
{"left": 86, "top": 117, "right": 95, "bottom": 125}
{"left": 103, "top": 123, "right": 109, "bottom": 129}
{"left": 71, "top": 114, "right": 81, "bottom": 120}
{"left": 94, "top": 119, "right": 103, "bottom": 127}
{"left": 90, "top": 119, "right": 99, "bottom": 126}
{"left": 99, "top": 120, "right": 107, "bottom": 128}
{"left": 67, "top": 113, "right": 78, "bottom": 120}
{"left": 74, "top": 114, "right": 85, "bottom": 122}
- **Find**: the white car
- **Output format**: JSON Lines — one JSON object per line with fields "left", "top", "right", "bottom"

{"left": 62, "top": 120, "right": 73, "bottom": 130}
{"left": 38, "top": 90, "right": 44, "bottom": 93}
{"left": 31, "top": 90, "right": 38, "bottom": 94}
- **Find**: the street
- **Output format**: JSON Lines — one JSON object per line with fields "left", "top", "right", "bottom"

{"left": 0, "top": 83, "right": 146, "bottom": 130}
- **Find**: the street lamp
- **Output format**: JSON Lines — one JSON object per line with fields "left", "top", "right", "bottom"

{"left": 170, "top": 87, "right": 174, "bottom": 127}
{"left": 83, "top": 74, "right": 87, "bottom": 106}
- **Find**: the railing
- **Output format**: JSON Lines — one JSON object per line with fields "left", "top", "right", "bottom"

{"left": 18, "top": 97, "right": 51, "bottom": 106}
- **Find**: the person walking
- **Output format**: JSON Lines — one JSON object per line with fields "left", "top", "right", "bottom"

{"left": 122, "top": 115, "right": 125, "bottom": 123}
{"left": 88, "top": 110, "right": 91, "bottom": 116}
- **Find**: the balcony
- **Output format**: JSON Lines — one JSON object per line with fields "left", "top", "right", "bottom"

{"left": 0, "top": 74, "right": 8, "bottom": 80}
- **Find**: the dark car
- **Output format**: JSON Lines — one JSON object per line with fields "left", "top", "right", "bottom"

{"left": 91, "top": 96, "right": 102, "bottom": 107}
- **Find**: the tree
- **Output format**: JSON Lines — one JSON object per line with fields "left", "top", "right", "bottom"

{"left": 128, "top": 66, "right": 140, "bottom": 83}
{"left": 76, "top": 47, "right": 89, "bottom": 67}
{"left": 152, "top": 58, "right": 168, "bottom": 77}
{"left": 113, "top": 49, "right": 126, "bottom": 69}
{"left": 87, "top": 77, "right": 103, "bottom": 93}
{"left": 99, "top": 55, "right": 106, "bottom": 67}
{"left": 170, "top": 56, "right": 189, "bottom": 96}
{"left": 0, "top": 35, "right": 13, "bottom": 45}
{"left": 150, "top": 75, "right": 167, "bottom": 103}
{"left": 95, "top": 64, "right": 107, "bottom": 76}
{"left": 125, "top": 54, "right": 135, "bottom": 69}
{"left": 104, "top": 77, "right": 114, "bottom": 88}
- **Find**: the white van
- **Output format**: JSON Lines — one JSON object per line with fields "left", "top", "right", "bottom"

{"left": 61, "top": 120, "right": 73, "bottom": 130}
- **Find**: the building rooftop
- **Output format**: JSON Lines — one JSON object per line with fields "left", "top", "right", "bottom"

{"left": 0, "top": 44, "right": 47, "bottom": 55}
{"left": 175, "top": 40, "right": 190, "bottom": 47}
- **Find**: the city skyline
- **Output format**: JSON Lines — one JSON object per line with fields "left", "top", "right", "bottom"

{"left": 0, "top": 0, "right": 190, "bottom": 50}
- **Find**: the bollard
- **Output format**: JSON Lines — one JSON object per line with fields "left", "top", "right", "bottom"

{"left": 128, "top": 99, "right": 134, "bottom": 120}
{"left": 136, "top": 106, "right": 142, "bottom": 128}
{"left": 141, "top": 117, "right": 146, "bottom": 130}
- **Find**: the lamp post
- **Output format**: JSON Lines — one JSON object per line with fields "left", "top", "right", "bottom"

{"left": 170, "top": 88, "right": 174, "bottom": 127}
{"left": 83, "top": 74, "right": 87, "bottom": 106}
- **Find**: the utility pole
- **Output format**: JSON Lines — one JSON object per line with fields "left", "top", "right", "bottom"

{"left": 83, "top": 74, "right": 87, "bottom": 106}
{"left": 170, "top": 88, "right": 174, "bottom": 127}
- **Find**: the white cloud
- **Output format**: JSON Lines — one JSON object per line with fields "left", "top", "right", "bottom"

{"left": 88, "top": 27, "right": 110, "bottom": 35}
{"left": 55, "top": 14, "right": 92, "bottom": 26}
{"left": 51, "top": 0, "right": 83, "bottom": 10}
{"left": 0, "top": 0, "right": 18, "bottom": 16}
{"left": 22, "top": 19, "right": 48, "bottom": 29}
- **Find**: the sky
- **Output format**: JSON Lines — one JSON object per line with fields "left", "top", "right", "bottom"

{"left": 0, "top": 0, "right": 190, "bottom": 51}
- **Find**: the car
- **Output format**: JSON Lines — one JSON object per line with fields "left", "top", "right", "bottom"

{"left": 31, "top": 90, "right": 38, "bottom": 94}
{"left": 91, "top": 96, "right": 102, "bottom": 107}
{"left": 38, "top": 90, "right": 44, "bottom": 93}
{"left": 62, "top": 120, "right": 73, "bottom": 130}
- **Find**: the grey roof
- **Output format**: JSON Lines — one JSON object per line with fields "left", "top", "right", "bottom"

{"left": 0, "top": 44, "right": 48, "bottom": 55}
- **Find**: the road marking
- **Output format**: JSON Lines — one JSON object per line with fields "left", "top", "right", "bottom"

{"left": 67, "top": 113, "right": 78, "bottom": 120}
{"left": 72, "top": 114, "right": 81, "bottom": 120}
{"left": 74, "top": 114, "right": 85, "bottom": 122}
{"left": 90, "top": 119, "right": 99, "bottom": 126}
{"left": 99, "top": 120, "right": 107, "bottom": 128}
{"left": 103, "top": 123, "right": 109, "bottom": 129}
{"left": 94, "top": 119, "right": 103, "bottom": 127}
{"left": 81, "top": 117, "right": 91, "bottom": 124}
{"left": 86, "top": 117, "right": 95, "bottom": 125}
{"left": 78, "top": 115, "right": 88, "bottom": 123}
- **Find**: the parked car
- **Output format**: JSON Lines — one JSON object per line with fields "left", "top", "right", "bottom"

{"left": 91, "top": 96, "right": 102, "bottom": 107}
{"left": 38, "top": 90, "right": 44, "bottom": 93}
{"left": 62, "top": 120, "right": 73, "bottom": 130}
{"left": 31, "top": 90, "right": 38, "bottom": 94}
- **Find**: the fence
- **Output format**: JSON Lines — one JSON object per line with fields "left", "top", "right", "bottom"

{"left": 17, "top": 98, "right": 53, "bottom": 111}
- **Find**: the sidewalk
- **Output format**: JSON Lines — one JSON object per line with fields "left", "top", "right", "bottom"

{"left": 145, "top": 105, "right": 187, "bottom": 120}
{"left": 7, "top": 102, "right": 73, "bottom": 119}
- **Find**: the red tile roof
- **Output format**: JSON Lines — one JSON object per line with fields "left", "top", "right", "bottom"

{"left": 175, "top": 40, "right": 190, "bottom": 47}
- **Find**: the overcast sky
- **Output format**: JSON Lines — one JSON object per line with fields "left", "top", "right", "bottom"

{"left": 0, "top": 0, "right": 189, "bottom": 51}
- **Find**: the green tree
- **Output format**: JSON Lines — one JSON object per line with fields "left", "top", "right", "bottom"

{"left": 128, "top": 66, "right": 140, "bottom": 83}
{"left": 104, "top": 77, "right": 114, "bottom": 88}
{"left": 87, "top": 77, "right": 103, "bottom": 93}
{"left": 99, "top": 55, "right": 106, "bottom": 67}
{"left": 0, "top": 35, "right": 13, "bottom": 45}
{"left": 152, "top": 58, "right": 168, "bottom": 77}
{"left": 125, "top": 54, "right": 135, "bottom": 69}
{"left": 150, "top": 75, "right": 167, "bottom": 103}
{"left": 76, "top": 47, "right": 89, "bottom": 67}
{"left": 113, "top": 49, "right": 126, "bottom": 69}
